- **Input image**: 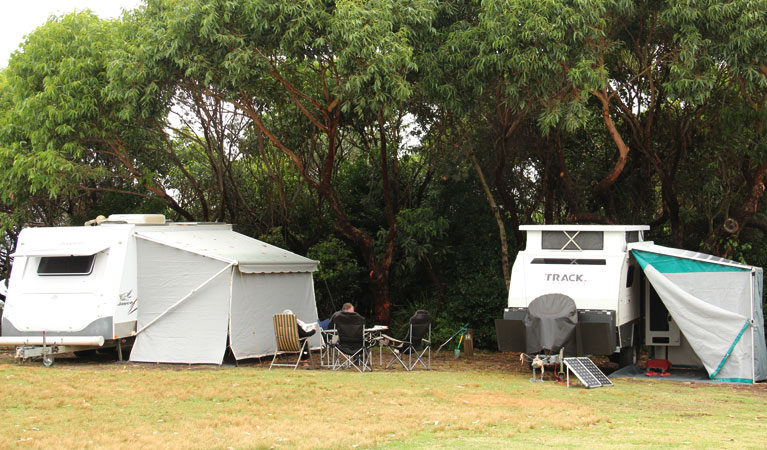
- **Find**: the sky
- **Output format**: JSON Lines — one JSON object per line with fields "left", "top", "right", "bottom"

{"left": 1, "top": 1, "right": 142, "bottom": 68}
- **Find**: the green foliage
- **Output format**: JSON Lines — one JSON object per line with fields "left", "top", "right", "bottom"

{"left": 306, "top": 237, "right": 365, "bottom": 319}
{"left": 3, "top": 0, "right": 767, "bottom": 345}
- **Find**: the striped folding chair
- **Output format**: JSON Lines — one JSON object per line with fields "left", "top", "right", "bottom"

{"left": 269, "top": 313, "right": 309, "bottom": 370}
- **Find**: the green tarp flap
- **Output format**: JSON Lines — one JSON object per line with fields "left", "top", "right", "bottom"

{"left": 632, "top": 250, "right": 748, "bottom": 274}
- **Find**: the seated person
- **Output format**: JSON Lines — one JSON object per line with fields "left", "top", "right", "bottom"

{"left": 327, "top": 303, "right": 362, "bottom": 330}
{"left": 282, "top": 309, "right": 317, "bottom": 338}
{"left": 282, "top": 309, "right": 317, "bottom": 361}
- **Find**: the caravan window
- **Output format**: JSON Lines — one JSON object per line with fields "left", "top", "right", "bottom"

{"left": 37, "top": 255, "right": 96, "bottom": 276}
{"left": 626, "top": 265, "right": 635, "bottom": 287}
{"left": 531, "top": 258, "right": 606, "bottom": 265}
{"left": 541, "top": 231, "right": 604, "bottom": 250}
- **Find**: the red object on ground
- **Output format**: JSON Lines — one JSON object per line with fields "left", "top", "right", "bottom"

{"left": 644, "top": 359, "right": 672, "bottom": 377}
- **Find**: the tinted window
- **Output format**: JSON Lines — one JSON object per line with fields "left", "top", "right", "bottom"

{"left": 531, "top": 258, "right": 606, "bottom": 265}
{"left": 542, "top": 231, "right": 603, "bottom": 250}
{"left": 37, "top": 255, "right": 96, "bottom": 276}
{"left": 626, "top": 265, "right": 635, "bottom": 287}
{"left": 626, "top": 231, "right": 640, "bottom": 243}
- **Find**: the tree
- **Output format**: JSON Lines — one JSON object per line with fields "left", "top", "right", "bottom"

{"left": 0, "top": 11, "right": 205, "bottom": 222}
{"left": 139, "top": 0, "right": 438, "bottom": 324}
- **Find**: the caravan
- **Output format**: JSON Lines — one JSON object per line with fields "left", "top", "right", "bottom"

{"left": 0, "top": 215, "right": 322, "bottom": 365}
{"left": 495, "top": 225, "right": 767, "bottom": 383}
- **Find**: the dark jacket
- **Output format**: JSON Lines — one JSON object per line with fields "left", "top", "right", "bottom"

{"left": 328, "top": 310, "right": 364, "bottom": 331}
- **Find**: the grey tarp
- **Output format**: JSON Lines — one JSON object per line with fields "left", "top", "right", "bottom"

{"left": 524, "top": 294, "right": 577, "bottom": 354}
{"left": 631, "top": 243, "right": 767, "bottom": 383}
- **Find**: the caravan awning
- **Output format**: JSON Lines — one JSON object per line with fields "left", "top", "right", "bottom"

{"left": 628, "top": 242, "right": 764, "bottom": 383}
{"left": 628, "top": 242, "right": 752, "bottom": 272}
{"left": 135, "top": 227, "right": 318, "bottom": 273}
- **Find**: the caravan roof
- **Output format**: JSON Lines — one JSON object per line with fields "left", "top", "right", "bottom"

{"left": 520, "top": 225, "right": 649, "bottom": 232}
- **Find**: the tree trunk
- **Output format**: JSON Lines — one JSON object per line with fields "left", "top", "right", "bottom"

{"left": 592, "top": 89, "right": 630, "bottom": 198}
{"left": 704, "top": 161, "right": 767, "bottom": 257}
{"left": 661, "top": 179, "right": 683, "bottom": 248}
{"left": 469, "top": 152, "right": 510, "bottom": 292}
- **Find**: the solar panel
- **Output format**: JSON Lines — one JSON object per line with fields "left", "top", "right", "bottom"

{"left": 563, "top": 357, "right": 613, "bottom": 388}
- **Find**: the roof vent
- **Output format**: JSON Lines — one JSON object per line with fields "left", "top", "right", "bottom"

{"left": 106, "top": 214, "right": 166, "bottom": 224}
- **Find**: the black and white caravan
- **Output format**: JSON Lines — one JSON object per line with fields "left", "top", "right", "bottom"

{"left": 496, "top": 225, "right": 767, "bottom": 384}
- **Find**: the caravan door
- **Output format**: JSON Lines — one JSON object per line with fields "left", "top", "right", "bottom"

{"left": 644, "top": 278, "right": 681, "bottom": 346}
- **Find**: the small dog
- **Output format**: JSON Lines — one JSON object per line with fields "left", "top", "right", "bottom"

{"left": 521, "top": 354, "right": 545, "bottom": 382}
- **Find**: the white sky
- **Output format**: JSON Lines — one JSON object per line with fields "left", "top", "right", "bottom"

{"left": 1, "top": 1, "right": 142, "bottom": 69}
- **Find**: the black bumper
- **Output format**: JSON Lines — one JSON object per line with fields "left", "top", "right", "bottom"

{"left": 496, "top": 308, "right": 618, "bottom": 355}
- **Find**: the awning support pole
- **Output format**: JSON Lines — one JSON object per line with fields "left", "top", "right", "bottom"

{"left": 751, "top": 270, "right": 756, "bottom": 384}
{"left": 135, "top": 263, "right": 234, "bottom": 336}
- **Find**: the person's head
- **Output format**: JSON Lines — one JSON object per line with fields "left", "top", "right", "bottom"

{"left": 342, "top": 303, "right": 354, "bottom": 313}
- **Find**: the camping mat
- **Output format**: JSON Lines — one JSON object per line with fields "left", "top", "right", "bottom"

{"left": 610, "top": 365, "right": 737, "bottom": 384}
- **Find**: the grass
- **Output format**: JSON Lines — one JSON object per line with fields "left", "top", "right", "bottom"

{"left": 0, "top": 350, "right": 765, "bottom": 449}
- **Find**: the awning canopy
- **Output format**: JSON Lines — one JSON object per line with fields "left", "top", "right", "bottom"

{"left": 135, "top": 226, "right": 318, "bottom": 273}
{"left": 629, "top": 242, "right": 752, "bottom": 272}
{"left": 629, "top": 242, "right": 767, "bottom": 383}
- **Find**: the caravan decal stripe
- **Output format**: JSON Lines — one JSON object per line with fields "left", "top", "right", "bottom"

{"left": 710, "top": 320, "right": 751, "bottom": 379}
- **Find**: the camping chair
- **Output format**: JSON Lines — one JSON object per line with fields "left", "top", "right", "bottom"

{"left": 269, "top": 313, "right": 310, "bottom": 370}
{"left": 331, "top": 312, "right": 370, "bottom": 372}
{"left": 319, "top": 328, "right": 336, "bottom": 367}
{"left": 380, "top": 310, "right": 432, "bottom": 371}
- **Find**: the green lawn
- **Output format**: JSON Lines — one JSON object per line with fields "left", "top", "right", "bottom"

{"left": 0, "top": 351, "right": 765, "bottom": 449}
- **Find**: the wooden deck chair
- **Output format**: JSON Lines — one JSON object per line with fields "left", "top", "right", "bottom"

{"left": 269, "top": 313, "right": 309, "bottom": 370}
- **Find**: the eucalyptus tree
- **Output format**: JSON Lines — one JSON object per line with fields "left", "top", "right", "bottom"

{"left": 663, "top": 0, "right": 767, "bottom": 256}
{"left": 560, "top": 0, "right": 729, "bottom": 243}
{"left": 139, "top": 0, "right": 438, "bottom": 324}
{"left": 474, "top": 0, "right": 741, "bottom": 247}
{"left": 417, "top": 0, "right": 575, "bottom": 290}
{"left": 0, "top": 12, "right": 216, "bottom": 221}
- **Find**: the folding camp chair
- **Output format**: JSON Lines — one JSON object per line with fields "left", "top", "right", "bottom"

{"left": 380, "top": 310, "right": 432, "bottom": 371}
{"left": 319, "top": 328, "right": 336, "bottom": 367}
{"left": 269, "top": 313, "right": 310, "bottom": 370}
{"left": 331, "top": 312, "right": 371, "bottom": 372}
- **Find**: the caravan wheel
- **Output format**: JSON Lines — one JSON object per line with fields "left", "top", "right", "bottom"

{"left": 618, "top": 344, "right": 638, "bottom": 367}
{"left": 42, "top": 354, "right": 54, "bottom": 367}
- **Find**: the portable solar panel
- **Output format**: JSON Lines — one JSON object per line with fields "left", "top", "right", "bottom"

{"left": 563, "top": 357, "right": 613, "bottom": 388}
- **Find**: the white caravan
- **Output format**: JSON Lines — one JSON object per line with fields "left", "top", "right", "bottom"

{"left": 496, "top": 225, "right": 648, "bottom": 366}
{"left": 0, "top": 214, "right": 321, "bottom": 365}
{"left": 496, "top": 224, "right": 767, "bottom": 383}
{"left": 0, "top": 219, "right": 145, "bottom": 362}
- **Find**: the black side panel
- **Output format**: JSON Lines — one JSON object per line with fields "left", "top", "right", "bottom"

{"left": 495, "top": 319, "right": 526, "bottom": 352}
{"left": 618, "top": 321, "right": 635, "bottom": 348}
{"left": 498, "top": 308, "right": 619, "bottom": 356}
{"left": 576, "top": 311, "right": 616, "bottom": 355}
